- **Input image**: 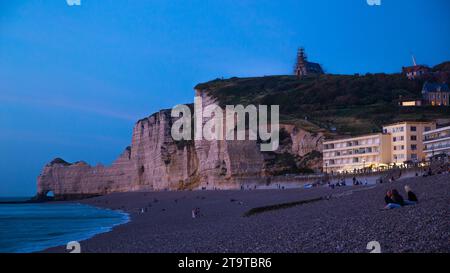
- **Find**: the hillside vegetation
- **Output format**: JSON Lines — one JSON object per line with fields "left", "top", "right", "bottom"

{"left": 195, "top": 64, "right": 450, "bottom": 136}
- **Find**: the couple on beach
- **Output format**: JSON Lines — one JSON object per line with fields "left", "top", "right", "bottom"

{"left": 384, "top": 185, "right": 418, "bottom": 210}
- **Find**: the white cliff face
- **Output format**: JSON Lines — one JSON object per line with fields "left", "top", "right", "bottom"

{"left": 37, "top": 148, "right": 136, "bottom": 199}
{"left": 130, "top": 111, "right": 199, "bottom": 191}
{"left": 37, "top": 91, "right": 325, "bottom": 200}
{"left": 37, "top": 110, "right": 200, "bottom": 199}
{"left": 281, "top": 124, "right": 324, "bottom": 157}
{"left": 194, "top": 89, "right": 266, "bottom": 190}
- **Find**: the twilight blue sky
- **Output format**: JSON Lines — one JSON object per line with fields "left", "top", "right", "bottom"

{"left": 1, "top": 0, "right": 449, "bottom": 196}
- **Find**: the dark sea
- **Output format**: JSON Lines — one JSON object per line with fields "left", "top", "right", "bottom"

{"left": 0, "top": 197, "right": 129, "bottom": 253}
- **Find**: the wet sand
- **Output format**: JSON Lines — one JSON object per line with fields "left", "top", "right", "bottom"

{"left": 44, "top": 173, "right": 450, "bottom": 253}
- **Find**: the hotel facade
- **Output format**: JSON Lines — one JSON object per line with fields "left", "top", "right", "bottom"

{"left": 382, "top": 121, "right": 436, "bottom": 164}
{"left": 423, "top": 126, "right": 450, "bottom": 160}
{"left": 323, "top": 121, "right": 436, "bottom": 173}
{"left": 323, "top": 133, "right": 392, "bottom": 174}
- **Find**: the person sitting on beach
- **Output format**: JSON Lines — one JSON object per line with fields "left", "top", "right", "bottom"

{"left": 384, "top": 190, "right": 393, "bottom": 203}
{"left": 391, "top": 189, "right": 405, "bottom": 206}
{"left": 384, "top": 189, "right": 405, "bottom": 209}
{"left": 404, "top": 185, "right": 418, "bottom": 205}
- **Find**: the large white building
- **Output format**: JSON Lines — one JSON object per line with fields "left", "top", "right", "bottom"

{"left": 323, "top": 121, "right": 437, "bottom": 173}
{"left": 323, "top": 133, "right": 392, "bottom": 174}
{"left": 423, "top": 126, "right": 450, "bottom": 160}
{"left": 382, "top": 121, "right": 436, "bottom": 164}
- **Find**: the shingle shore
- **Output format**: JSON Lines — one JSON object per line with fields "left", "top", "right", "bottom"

{"left": 44, "top": 173, "right": 449, "bottom": 253}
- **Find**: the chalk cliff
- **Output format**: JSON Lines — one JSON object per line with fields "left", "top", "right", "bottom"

{"left": 37, "top": 90, "right": 324, "bottom": 200}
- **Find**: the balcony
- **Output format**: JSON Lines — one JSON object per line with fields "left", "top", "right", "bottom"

{"left": 424, "top": 132, "right": 450, "bottom": 143}
{"left": 424, "top": 142, "right": 450, "bottom": 152}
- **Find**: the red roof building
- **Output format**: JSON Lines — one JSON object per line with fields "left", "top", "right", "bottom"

{"left": 402, "top": 56, "right": 431, "bottom": 80}
{"left": 402, "top": 65, "right": 431, "bottom": 80}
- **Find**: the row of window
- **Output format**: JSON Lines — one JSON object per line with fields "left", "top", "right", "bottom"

{"left": 324, "top": 147, "right": 379, "bottom": 158}
{"left": 323, "top": 138, "right": 380, "bottom": 150}
{"left": 425, "top": 141, "right": 450, "bottom": 151}
{"left": 383, "top": 126, "right": 432, "bottom": 134}
{"left": 385, "top": 126, "right": 404, "bottom": 133}
{"left": 392, "top": 154, "right": 418, "bottom": 161}
{"left": 326, "top": 156, "right": 379, "bottom": 166}
{"left": 393, "top": 144, "right": 419, "bottom": 151}
{"left": 429, "top": 100, "right": 449, "bottom": 106}
{"left": 393, "top": 135, "right": 419, "bottom": 142}
{"left": 424, "top": 130, "right": 450, "bottom": 142}
{"left": 427, "top": 93, "right": 449, "bottom": 100}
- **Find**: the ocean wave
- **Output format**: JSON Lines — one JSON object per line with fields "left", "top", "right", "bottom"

{"left": 0, "top": 203, "right": 130, "bottom": 253}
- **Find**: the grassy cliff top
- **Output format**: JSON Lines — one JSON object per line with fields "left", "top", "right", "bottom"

{"left": 195, "top": 69, "right": 450, "bottom": 136}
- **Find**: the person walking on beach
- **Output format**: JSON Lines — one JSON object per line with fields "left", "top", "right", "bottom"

{"left": 192, "top": 207, "right": 202, "bottom": 218}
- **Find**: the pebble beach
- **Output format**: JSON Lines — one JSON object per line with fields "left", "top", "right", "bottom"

{"left": 44, "top": 173, "right": 449, "bottom": 253}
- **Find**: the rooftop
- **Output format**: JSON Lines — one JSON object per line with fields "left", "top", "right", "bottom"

{"left": 383, "top": 120, "right": 436, "bottom": 127}
{"left": 323, "top": 133, "right": 386, "bottom": 144}
{"left": 422, "top": 82, "right": 450, "bottom": 93}
{"left": 423, "top": 125, "right": 450, "bottom": 135}
{"left": 402, "top": 65, "right": 430, "bottom": 73}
